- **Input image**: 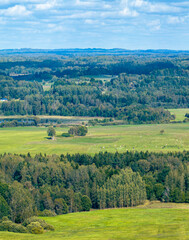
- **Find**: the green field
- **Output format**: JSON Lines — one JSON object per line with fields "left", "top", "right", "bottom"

{"left": 169, "top": 108, "right": 189, "bottom": 121}
{"left": 1, "top": 202, "right": 189, "bottom": 240}
{"left": 0, "top": 122, "right": 189, "bottom": 155}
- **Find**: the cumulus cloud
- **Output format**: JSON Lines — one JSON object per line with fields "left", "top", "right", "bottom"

{"left": 35, "top": 0, "right": 57, "bottom": 10}
{"left": 0, "top": 5, "right": 31, "bottom": 17}
{"left": 0, "top": 0, "right": 188, "bottom": 49}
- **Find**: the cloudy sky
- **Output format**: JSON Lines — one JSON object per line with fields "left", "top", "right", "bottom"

{"left": 0, "top": 0, "right": 188, "bottom": 49}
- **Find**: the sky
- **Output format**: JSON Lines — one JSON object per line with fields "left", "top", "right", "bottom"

{"left": 0, "top": 0, "right": 188, "bottom": 50}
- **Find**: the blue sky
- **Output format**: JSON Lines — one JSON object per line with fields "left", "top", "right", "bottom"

{"left": 0, "top": 0, "right": 188, "bottom": 50}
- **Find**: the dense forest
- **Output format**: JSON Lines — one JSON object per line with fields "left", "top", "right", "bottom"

{"left": 1, "top": 151, "right": 189, "bottom": 224}
{"left": 0, "top": 54, "right": 188, "bottom": 123}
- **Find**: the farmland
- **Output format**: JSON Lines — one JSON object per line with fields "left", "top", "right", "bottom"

{"left": 1, "top": 202, "right": 189, "bottom": 240}
{"left": 169, "top": 108, "right": 189, "bottom": 121}
{"left": 0, "top": 122, "right": 188, "bottom": 155}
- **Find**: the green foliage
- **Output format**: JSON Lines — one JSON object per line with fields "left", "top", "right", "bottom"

{"left": 54, "top": 198, "right": 69, "bottom": 215}
{"left": 62, "top": 133, "right": 73, "bottom": 137}
{"left": 47, "top": 126, "right": 56, "bottom": 138}
{"left": 1, "top": 150, "right": 189, "bottom": 221}
{"left": 0, "top": 220, "right": 27, "bottom": 233}
{"left": 81, "top": 195, "right": 92, "bottom": 211}
{"left": 0, "top": 56, "right": 188, "bottom": 124}
{"left": 0, "top": 195, "right": 10, "bottom": 219}
{"left": 154, "top": 183, "right": 164, "bottom": 200}
{"left": 23, "top": 216, "right": 54, "bottom": 231}
{"left": 10, "top": 181, "right": 34, "bottom": 223}
{"left": 0, "top": 182, "right": 10, "bottom": 202}
{"left": 97, "top": 169, "right": 146, "bottom": 208}
{"left": 39, "top": 209, "right": 56, "bottom": 217}
{"left": 68, "top": 125, "right": 88, "bottom": 136}
{"left": 27, "top": 222, "right": 44, "bottom": 234}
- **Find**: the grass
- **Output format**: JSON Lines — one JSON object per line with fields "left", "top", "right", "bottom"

{"left": 169, "top": 108, "right": 189, "bottom": 121}
{"left": 1, "top": 202, "right": 189, "bottom": 240}
{"left": 0, "top": 122, "right": 189, "bottom": 155}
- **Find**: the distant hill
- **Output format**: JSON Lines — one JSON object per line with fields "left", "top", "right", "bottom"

{"left": 0, "top": 48, "right": 189, "bottom": 56}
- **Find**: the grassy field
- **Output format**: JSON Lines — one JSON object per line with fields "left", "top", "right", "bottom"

{"left": 0, "top": 122, "right": 188, "bottom": 155}
{"left": 1, "top": 202, "right": 189, "bottom": 240}
{"left": 169, "top": 108, "right": 189, "bottom": 121}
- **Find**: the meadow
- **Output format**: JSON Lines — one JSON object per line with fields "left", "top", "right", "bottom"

{"left": 169, "top": 108, "right": 189, "bottom": 121}
{"left": 1, "top": 202, "right": 189, "bottom": 240}
{"left": 0, "top": 122, "right": 188, "bottom": 155}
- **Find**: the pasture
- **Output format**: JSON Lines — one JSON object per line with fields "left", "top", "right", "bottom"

{"left": 169, "top": 108, "right": 189, "bottom": 121}
{"left": 1, "top": 202, "right": 189, "bottom": 240}
{"left": 0, "top": 122, "right": 188, "bottom": 155}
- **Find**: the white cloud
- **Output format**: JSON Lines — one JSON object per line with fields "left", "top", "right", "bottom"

{"left": 0, "top": 5, "right": 31, "bottom": 17}
{"left": 120, "top": 8, "right": 138, "bottom": 17}
{"left": 172, "top": 1, "right": 189, "bottom": 7}
{"left": 75, "top": 0, "right": 96, "bottom": 7}
{"left": 167, "top": 16, "right": 187, "bottom": 24}
{"left": 131, "top": 0, "right": 147, "bottom": 7}
{"left": 47, "top": 23, "right": 64, "bottom": 32}
{"left": 146, "top": 3, "right": 180, "bottom": 13}
{"left": 120, "top": 0, "right": 182, "bottom": 14}
{"left": 57, "top": 11, "right": 94, "bottom": 19}
{"left": 35, "top": 0, "right": 57, "bottom": 10}
{"left": 147, "top": 19, "right": 161, "bottom": 31}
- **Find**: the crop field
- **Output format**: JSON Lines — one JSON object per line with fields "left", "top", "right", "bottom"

{"left": 1, "top": 202, "right": 189, "bottom": 240}
{"left": 0, "top": 122, "right": 188, "bottom": 155}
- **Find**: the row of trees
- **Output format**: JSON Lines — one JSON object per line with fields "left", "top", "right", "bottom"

{"left": 1, "top": 151, "right": 189, "bottom": 223}
{"left": 0, "top": 153, "right": 147, "bottom": 223}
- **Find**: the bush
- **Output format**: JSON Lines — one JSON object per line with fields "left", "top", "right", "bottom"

{"left": 27, "top": 222, "right": 44, "bottom": 234}
{"left": 39, "top": 209, "right": 56, "bottom": 217}
{"left": 23, "top": 216, "right": 55, "bottom": 231}
{"left": 62, "top": 133, "right": 73, "bottom": 137}
{"left": 0, "top": 220, "right": 27, "bottom": 233}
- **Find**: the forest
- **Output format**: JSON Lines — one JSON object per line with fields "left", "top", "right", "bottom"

{"left": 0, "top": 53, "right": 188, "bottom": 123}
{"left": 1, "top": 151, "right": 189, "bottom": 225}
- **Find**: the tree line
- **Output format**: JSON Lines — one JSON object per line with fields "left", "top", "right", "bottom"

{"left": 0, "top": 55, "right": 188, "bottom": 123}
{"left": 1, "top": 151, "right": 189, "bottom": 224}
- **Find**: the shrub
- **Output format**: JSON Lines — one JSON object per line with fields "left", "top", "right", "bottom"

{"left": 27, "top": 222, "right": 44, "bottom": 234}
{"left": 0, "top": 220, "right": 27, "bottom": 233}
{"left": 62, "top": 133, "right": 73, "bottom": 137}
{"left": 23, "top": 216, "right": 55, "bottom": 231}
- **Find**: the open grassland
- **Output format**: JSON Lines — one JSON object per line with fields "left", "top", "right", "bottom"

{"left": 0, "top": 122, "right": 188, "bottom": 155}
{"left": 169, "top": 108, "right": 189, "bottom": 121}
{"left": 1, "top": 202, "right": 189, "bottom": 240}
